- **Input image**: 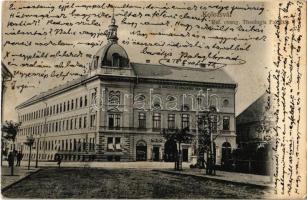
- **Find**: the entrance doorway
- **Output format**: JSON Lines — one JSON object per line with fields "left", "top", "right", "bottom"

{"left": 182, "top": 148, "right": 189, "bottom": 162}
{"left": 136, "top": 140, "right": 147, "bottom": 161}
{"left": 164, "top": 140, "right": 177, "bottom": 162}
{"left": 152, "top": 146, "right": 160, "bottom": 161}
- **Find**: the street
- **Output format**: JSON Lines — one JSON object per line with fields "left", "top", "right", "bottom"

{"left": 2, "top": 167, "right": 269, "bottom": 199}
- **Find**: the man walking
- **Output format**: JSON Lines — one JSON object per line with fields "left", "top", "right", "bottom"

{"left": 16, "top": 151, "right": 23, "bottom": 167}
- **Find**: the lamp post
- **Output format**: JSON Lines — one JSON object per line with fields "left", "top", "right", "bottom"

{"left": 25, "top": 134, "right": 35, "bottom": 170}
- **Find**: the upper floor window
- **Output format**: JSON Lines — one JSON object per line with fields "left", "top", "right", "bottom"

{"left": 71, "top": 99, "right": 74, "bottom": 110}
{"left": 153, "top": 102, "right": 161, "bottom": 111}
{"left": 108, "top": 91, "right": 120, "bottom": 106}
{"left": 223, "top": 99, "right": 229, "bottom": 107}
{"left": 84, "top": 95, "right": 88, "bottom": 107}
{"left": 138, "top": 113, "right": 146, "bottom": 129}
{"left": 83, "top": 116, "right": 87, "bottom": 128}
{"left": 223, "top": 116, "right": 230, "bottom": 130}
{"left": 134, "top": 94, "right": 146, "bottom": 110}
{"left": 181, "top": 114, "right": 190, "bottom": 129}
{"left": 67, "top": 101, "right": 70, "bottom": 111}
{"left": 80, "top": 97, "right": 83, "bottom": 108}
{"left": 168, "top": 114, "right": 175, "bottom": 129}
{"left": 108, "top": 113, "right": 120, "bottom": 129}
{"left": 90, "top": 114, "right": 96, "bottom": 127}
{"left": 152, "top": 113, "right": 161, "bottom": 130}
{"left": 91, "top": 88, "right": 97, "bottom": 104}
{"left": 181, "top": 104, "right": 190, "bottom": 111}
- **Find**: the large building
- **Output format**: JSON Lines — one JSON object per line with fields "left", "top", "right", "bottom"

{"left": 15, "top": 16, "right": 237, "bottom": 165}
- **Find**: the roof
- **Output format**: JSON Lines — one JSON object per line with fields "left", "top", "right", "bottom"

{"left": 131, "top": 62, "right": 236, "bottom": 85}
{"left": 236, "top": 94, "right": 267, "bottom": 124}
{"left": 2, "top": 62, "right": 13, "bottom": 79}
{"left": 16, "top": 74, "right": 90, "bottom": 109}
{"left": 16, "top": 63, "right": 236, "bottom": 110}
{"left": 92, "top": 42, "right": 129, "bottom": 68}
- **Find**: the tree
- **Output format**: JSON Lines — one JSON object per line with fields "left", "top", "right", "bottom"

{"left": 24, "top": 135, "right": 35, "bottom": 170}
{"left": 1, "top": 120, "right": 21, "bottom": 175}
{"left": 198, "top": 106, "right": 221, "bottom": 175}
{"left": 162, "top": 127, "right": 194, "bottom": 171}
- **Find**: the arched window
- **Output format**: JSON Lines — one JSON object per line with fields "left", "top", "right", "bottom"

{"left": 181, "top": 104, "right": 190, "bottom": 111}
{"left": 108, "top": 91, "right": 120, "bottom": 106}
{"left": 112, "top": 53, "right": 120, "bottom": 67}
{"left": 134, "top": 94, "right": 146, "bottom": 110}
{"left": 153, "top": 102, "right": 161, "bottom": 110}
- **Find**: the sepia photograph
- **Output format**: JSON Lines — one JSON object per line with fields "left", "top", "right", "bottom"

{"left": 1, "top": 0, "right": 306, "bottom": 199}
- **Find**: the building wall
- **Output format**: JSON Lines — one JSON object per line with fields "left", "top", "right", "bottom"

{"left": 16, "top": 76, "right": 236, "bottom": 164}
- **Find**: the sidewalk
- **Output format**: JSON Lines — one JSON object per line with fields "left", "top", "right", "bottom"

{"left": 1, "top": 166, "right": 40, "bottom": 191}
{"left": 154, "top": 168, "right": 273, "bottom": 188}
{"left": 10, "top": 160, "right": 191, "bottom": 169}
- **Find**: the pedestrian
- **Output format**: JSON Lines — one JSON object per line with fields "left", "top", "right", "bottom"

{"left": 16, "top": 151, "right": 23, "bottom": 167}
{"left": 57, "top": 155, "right": 62, "bottom": 168}
{"left": 8, "top": 152, "right": 14, "bottom": 167}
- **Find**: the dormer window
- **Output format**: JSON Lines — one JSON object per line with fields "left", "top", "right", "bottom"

{"left": 112, "top": 53, "right": 120, "bottom": 67}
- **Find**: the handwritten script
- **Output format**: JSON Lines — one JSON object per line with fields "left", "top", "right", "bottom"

{"left": 267, "top": 1, "right": 305, "bottom": 197}
{"left": 2, "top": 1, "right": 267, "bottom": 92}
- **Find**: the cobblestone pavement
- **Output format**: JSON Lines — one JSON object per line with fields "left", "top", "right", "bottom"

{"left": 2, "top": 168, "right": 271, "bottom": 199}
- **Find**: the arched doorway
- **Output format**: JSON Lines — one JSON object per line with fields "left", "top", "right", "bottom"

{"left": 136, "top": 140, "right": 147, "bottom": 161}
{"left": 221, "top": 142, "right": 232, "bottom": 168}
{"left": 164, "top": 139, "right": 177, "bottom": 162}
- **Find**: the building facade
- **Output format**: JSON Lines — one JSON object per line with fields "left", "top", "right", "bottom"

{"left": 15, "top": 16, "right": 237, "bottom": 165}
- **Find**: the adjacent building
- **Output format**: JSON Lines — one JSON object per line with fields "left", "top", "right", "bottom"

{"left": 15, "top": 16, "right": 237, "bottom": 165}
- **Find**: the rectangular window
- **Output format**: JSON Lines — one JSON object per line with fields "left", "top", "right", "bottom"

{"left": 75, "top": 98, "right": 78, "bottom": 109}
{"left": 108, "top": 114, "right": 120, "bottom": 129}
{"left": 84, "top": 116, "right": 87, "bottom": 128}
{"left": 181, "top": 114, "right": 190, "bottom": 129}
{"left": 60, "top": 104, "right": 62, "bottom": 113}
{"left": 63, "top": 102, "right": 66, "bottom": 112}
{"left": 79, "top": 117, "right": 82, "bottom": 129}
{"left": 67, "top": 101, "right": 70, "bottom": 111}
{"left": 107, "top": 137, "right": 114, "bottom": 151}
{"left": 80, "top": 97, "right": 83, "bottom": 107}
{"left": 70, "top": 119, "right": 73, "bottom": 130}
{"left": 71, "top": 100, "right": 74, "bottom": 110}
{"left": 168, "top": 114, "right": 175, "bottom": 129}
{"left": 138, "top": 113, "right": 146, "bottom": 129}
{"left": 55, "top": 122, "right": 58, "bottom": 132}
{"left": 153, "top": 113, "right": 161, "bottom": 130}
{"left": 84, "top": 95, "right": 88, "bottom": 106}
{"left": 223, "top": 116, "right": 230, "bottom": 130}
{"left": 90, "top": 114, "right": 96, "bottom": 127}
{"left": 91, "top": 89, "right": 97, "bottom": 103}
{"left": 115, "top": 137, "right": 121, "bottom": 150}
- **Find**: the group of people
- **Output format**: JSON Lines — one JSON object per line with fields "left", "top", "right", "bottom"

{"left": 7, "top": 151, "right": 23, "bottom": 167}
